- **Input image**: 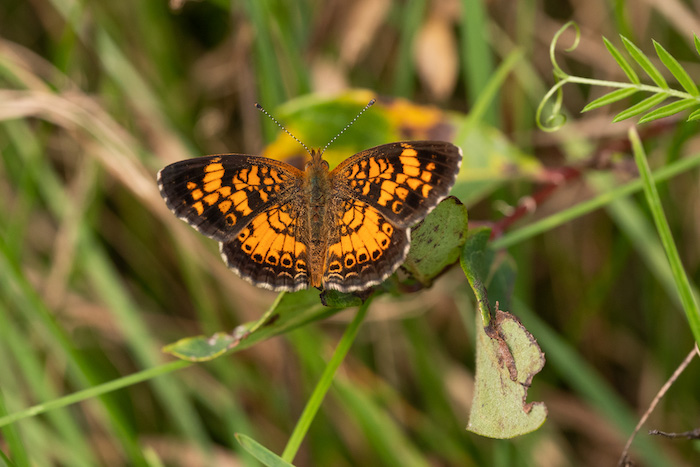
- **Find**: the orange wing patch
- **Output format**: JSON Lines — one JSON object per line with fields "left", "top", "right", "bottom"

{"left": 220, "top": 202, "right": 310, "bottom": 291}
{"left": 158, "top": 155, "right": 303, "bottom": 243}
{"left": 323, "top": 199, "right": 409, "bottom": 292}
{"left": 332, "top": 142, "right": 461, "bottom": 228}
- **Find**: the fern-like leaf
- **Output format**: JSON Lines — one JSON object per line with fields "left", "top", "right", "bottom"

{"left": 539, "top": 23, "right": 700, "bottom": 129}
{"left": 603, "top": 37, "right": 640, "bottom": 84}
{"left": 582, "top": 88, "right": 638, "bottom": 112}
{"left": 613, "top": 94, "right": 668, "bottom": 122}
{"left": 638, "top": 99, "right": 698, "bottom": 124}
{"left": 687, "top": 107, "right": 700, "bottom": 121}
{"left": 621, "top": 35, "right": 669, "bottom": 89}
{"left": 653, "top": 40, "right": 699, "bottom": 96}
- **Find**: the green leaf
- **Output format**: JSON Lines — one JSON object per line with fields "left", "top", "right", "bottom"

{"left": 687, "top": 107, "right": 700, "bottom": 121}
{"left": 653, "top": 40, "right": 699, "bottom": 96}
{"left": 460, "top": 228, "right": 547, "bottom": 438}
{"left": 163, "top": 289, "right": 345, "bottom": 361}
{"left": 695, "top": 34, "right": 700, "bottom": 57}
{"left": 638, "top": 99, "right": 698, "bottom": 124}
{"left": 319, "top": 290, "right": 364, "bottom": 308}
{"left": 603, "top": 37, "right": 640, "bottom": 84}
{"left": 467, "top": 308, "right": 547, "bottom": 438}
{"left": 236, "top": 433, "right": 294, "bottom": 467}
{"left": 612, "top": 93, "right": 668, "bottom": 122}
{"left": 620, "top": 35, "right": 668, "bottom": 88}
{"left": 402, "top": 197, "right": 469, "bottom": 286}
{"left": 582, "top": 88, "right": 638, "bottom": 112}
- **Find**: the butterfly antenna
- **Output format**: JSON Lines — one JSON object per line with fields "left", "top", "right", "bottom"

{"left": 320, "top": 98, "right": 376, "bottom": 155}
{"left": 255, "top": 102, "right": 312, "bottom": 155}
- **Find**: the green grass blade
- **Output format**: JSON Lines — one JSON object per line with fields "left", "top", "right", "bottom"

{"left": 242, "top": 0, "right": 287, "bottom": 139}
{"left": 461, "top": 0, "right": 498, "bottom": 125}
{"left": 620, "top": 35, "right": 668, "bottom": 88}
{"left": 582, "top": 87, "right": 638, "bottom": 112}
{"left": 490, "top": 152, "right": 700, "bottom": 250}
{"left": 236, "top": 434, "right": 294, "bottom": 467}
{"left": 0, "top": 361, "right": 190, "bottom": 428}
{"left": 393, "top": 0, "right": 426, "bottom": 96}
{"left": 637, "top": 98, "right": 698, "bottom": 124}
{"left": 628, "top": 129, "right": 700, "bottom": 346}
{"left": 613, "top": 93, "right": 667, "bottom": 122}
{"left": 281, "top": 295, "right": 373, "bottom": 463}
{"left": 603, "top": 37, "right": 640, "bottom": 84}
{"left": 513, "top": 298, "right": 675, "bottom": 466}
{"left": 465, "top": 49, "right": 524, "bottom": 127}
{"left": 653, "top": 40, "right": 699, "bottom": 96}
{"left": 695, "top": 34, "right": 700, "bottom": 57}
{"left": 0, "top": 392, "right": 27, "bottom": 467}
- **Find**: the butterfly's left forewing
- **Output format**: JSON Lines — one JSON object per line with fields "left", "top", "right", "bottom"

{"left": 158, "top": 155, "right": 303, "bottom": 242}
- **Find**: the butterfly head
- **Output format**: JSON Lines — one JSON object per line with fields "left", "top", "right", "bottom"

{"left": 305, "top": 149, "right": 330, "bottom": 172}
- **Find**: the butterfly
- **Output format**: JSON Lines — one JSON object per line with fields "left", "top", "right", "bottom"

{"left": 159, "top": 115, "right": 461, "bottom": 293}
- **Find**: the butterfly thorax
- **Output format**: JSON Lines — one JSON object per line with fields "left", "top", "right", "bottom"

{"left": 304, "top": 150, "right": 332, "bottom": 286}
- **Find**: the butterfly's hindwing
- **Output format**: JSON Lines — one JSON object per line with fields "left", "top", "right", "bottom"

{"left": 322, "top": 198, "right": 410, "bottom": 292}
{"left": 220, "top": 200, "right": 310, "bottom": 291}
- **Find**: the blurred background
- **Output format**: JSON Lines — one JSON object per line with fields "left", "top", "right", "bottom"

{"left": 1, "top": 0, "right": 700, "bottom": 465}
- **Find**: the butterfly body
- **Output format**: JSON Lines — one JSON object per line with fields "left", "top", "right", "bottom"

{"left": 158, "top": 141, "right": 462, "bottom": 292}
{"left": 303, "top": 151, "right": 331, "bottom": 287}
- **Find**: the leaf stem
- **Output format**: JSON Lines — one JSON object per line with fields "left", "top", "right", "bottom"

{"left": 565, "top": 76, "right": 696, "bottom": 100}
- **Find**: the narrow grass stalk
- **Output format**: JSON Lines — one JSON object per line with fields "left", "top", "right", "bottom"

{"left": 281, "top": 295, "right": 374, "bottom": 462}
{"left": 464, "top": 49, "right": 524, "bottom": 128}
{"left": 491, "top": 152, "right": 700, "bottom": 250}
{"left": 0, "top": 391, "right": 29, "bottom": 467}
{"left": 0, "top": 360, "right": 191, "bottom": 428}
{"left": 461, "top": 0, "right": 497, "bottom": 125}
{"left": 628, "top": 128, "right": 700, "bottom": 345}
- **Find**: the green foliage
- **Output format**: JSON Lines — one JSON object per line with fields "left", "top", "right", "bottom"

{"left": 2, "top": 3, "right": 699, "bottom": 466}
{"left": 538, "top": 22, "right": 700, "bottom": 129}
{"left": 462, "top": 229, "right": 547, "bottom": 438}
{"left": 236, "top": 434, "right": 295, "bottom": 467}
{"left": 629, "top": 129, "right": 700, "bottom": 345}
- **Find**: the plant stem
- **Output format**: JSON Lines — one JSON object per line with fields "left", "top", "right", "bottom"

{"left": 281, "top": 295, "right": 374, "bottom": 462}
{"left": 629, "top": 128, "right": 700, "bottom": 346}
